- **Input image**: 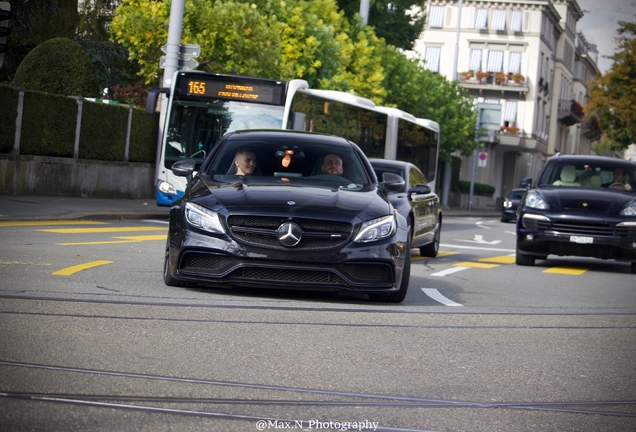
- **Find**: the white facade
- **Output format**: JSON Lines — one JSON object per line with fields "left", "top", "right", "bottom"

{"left": 412, "top": 0, "right": 600, "bottom": 200}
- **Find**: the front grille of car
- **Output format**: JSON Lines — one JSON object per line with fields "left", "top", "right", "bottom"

{"left": 228, "top": 267, "right": 348, "bottom": 285}
{"left": 181, "top": 252, "right": 235, "bottom": 271}
{"left": 616, "top": 226, "right": 636, "bottom": 238}
{"left": 551, "top": 221, "right": 615, "bottom": 236}
{"left": 227, "top": 215, "right": 352, "bottom": 250}
{"left": 178, "top": 253, "right": 394, "bottom": 286}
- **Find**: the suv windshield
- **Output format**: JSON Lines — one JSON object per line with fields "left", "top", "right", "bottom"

{"left": 539, "top": 161, "right": 635, "bottom": 192}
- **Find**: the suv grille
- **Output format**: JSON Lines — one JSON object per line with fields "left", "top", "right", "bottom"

{"left": 551, "top": 221, "right": 614, "bottom": 236}
{"left": 227, "top": 215, "right": 352, "bottom": 250}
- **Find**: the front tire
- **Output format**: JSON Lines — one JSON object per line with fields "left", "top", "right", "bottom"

{"left": 163, "top": 239, "right": 191, "bottom": 287}
{"left": 420, "top": 219, "right": 441, "bottom": 257}
{"left": 515, "top": 246, "right": 535, "bottom": 266}
{"left": 631, "top": 262, "right": 636, "bottom": 274}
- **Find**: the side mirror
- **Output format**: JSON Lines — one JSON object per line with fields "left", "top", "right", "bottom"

{"left": 172, "top": 159, "right": 196, "bottom": 183}
{"left": 145, "top": 87, "right": 170, "bottom": 115}
{"left": 520, "top": 177, "right": 532, "bottom": 190}
{"left": 382, "top": 172, "right": 405, "bottom": 192}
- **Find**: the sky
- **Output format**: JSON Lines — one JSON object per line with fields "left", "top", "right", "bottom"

{"left": 576, "top": 0, "right": 636, "bottom": 74}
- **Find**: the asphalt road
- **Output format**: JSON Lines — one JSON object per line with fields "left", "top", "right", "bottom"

{"left": 1, "top": 216, "right": 635, "bottom": 431}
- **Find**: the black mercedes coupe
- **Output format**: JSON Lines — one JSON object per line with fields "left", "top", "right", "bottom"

{"left": 516, "top": 154, "right": 636, "bottom": 273}
{"left": 163, "top": 130, "right": 412, "bottom": 302}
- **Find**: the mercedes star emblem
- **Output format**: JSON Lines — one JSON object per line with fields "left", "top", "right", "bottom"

{"left": 277, "top": 221, "right": 302, "bottom": 247}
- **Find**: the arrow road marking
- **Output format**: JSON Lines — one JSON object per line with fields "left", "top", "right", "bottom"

{"left": 422, "top": 288, "right": 463, "bottom": 306}
{"left": 53, "top": 260, "right": 113, "bottom": 276}
{"left": 455, "top": 234, "right": 501, "bottom": 245}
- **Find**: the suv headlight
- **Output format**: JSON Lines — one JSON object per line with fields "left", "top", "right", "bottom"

{"left": 621, "top": 202, "right": 636, "bottom": 216}
{"left": 525, "top": 193, "right": 549, "bottom": 210}
{"left": 185, "top": 203, "right": 225, "bottom": 234}
{"left": 354, "top": 214, "right": 397, "bottom": 243}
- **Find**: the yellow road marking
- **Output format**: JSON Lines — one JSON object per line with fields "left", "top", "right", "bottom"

{"left": 0, "top": 221, "right": 108, "bottom": 227}
{"left": 454, "top": 261, "right": 500, "bottom": 269}
{"left": 543, "top": 265, "right": 593, "bottom": 275}
{"left": 479, "top": 255, "right": 516, "bottom": 264}
{"left": 411, "top": 250, "right": 460, "bottom": 260}
{"left": 58, "top": 235, "right": 167, "bottom": 246}
{"left": 53, "top": 260, "right": 113, "bottom": 276}
{"left": 437, "top": 251, "right": 461, "bottom": 257}
{"left": 38, "top": 227, "right": 167, "bottom": 234}
{"left": 0, "top": 260, "right": 51, "bottom": 266}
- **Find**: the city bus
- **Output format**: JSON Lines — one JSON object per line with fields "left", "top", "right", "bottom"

{"left": 147, "top": 70, "right": 440, "bottom": 206}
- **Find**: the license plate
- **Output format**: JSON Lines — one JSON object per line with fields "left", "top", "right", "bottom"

{"left": 570, "top": 236, "right": 593, "bottom": 244}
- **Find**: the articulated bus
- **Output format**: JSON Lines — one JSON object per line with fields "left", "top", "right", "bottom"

{"left": 147, "top": 70, "right": 440, "bottom": 206}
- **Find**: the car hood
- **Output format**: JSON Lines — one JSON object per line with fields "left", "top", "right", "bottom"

{"left": 537, "top": 187, "right": 635, "bottom": 215}
{"left": 194, "top": 177, "right": 392, "bottom": 222}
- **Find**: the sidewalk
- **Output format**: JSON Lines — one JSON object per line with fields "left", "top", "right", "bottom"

{"left": 0, "top": 195, "right": 500, "bottom": 221}
{"left": 0, "top": 195, "right": 170, "bottom": 221}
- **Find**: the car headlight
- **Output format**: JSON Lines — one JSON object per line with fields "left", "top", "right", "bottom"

{"left": 621, "top": 202, "right": 636, "bottom": 216}
{"left": 525, "top": 193, "right": 549, "bottom": 210}
{"left": 158, "top": 180, "right": 177, "bottom": 195}
{"left": 503, "top": 200, "right": 512, "bottom": 208}
{"left": 354, "top": 214, "right": 397, "bottom": 243}
{"left": 185, "top": 202, "right": 225, "bottom": 234}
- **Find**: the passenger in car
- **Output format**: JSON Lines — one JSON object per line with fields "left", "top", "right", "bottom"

{"left": 234, "top": 149, "right": 257, "bottom": 176}
{"left": 321, "top": 154, "right": 344, "bottom": 176}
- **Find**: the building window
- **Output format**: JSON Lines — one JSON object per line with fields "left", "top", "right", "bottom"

{"left": 509, "top": 10, "right": 522, "bottom": 32}
{"left": 429, "top": 6, "right": 444, "bottom": 28}
{"left": 475, "top": 8, "right": 488, "bottom": 29}
{"left": 486, "top": 50, "right": 504, "bottom": 72}
{"left": 424, "top": 46, "right": 441, "bottom": 73}
{"left": 491, "top": 9, "right": 506, "bottom": 31}
{"left": 504, "top": 101, "right": 518, "bottom": 124}
{"left": 508, "top": 52, "right": 521, "bottom": 74}
{"left": 469, "top": 49, "right": 482, "bottom": 71}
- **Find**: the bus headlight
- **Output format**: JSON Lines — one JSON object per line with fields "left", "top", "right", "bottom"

{"left": 354, "top": 214, "right": 397, "bottom": 243}
{"left": 158, "top": 180, "right": 177, "bottom": 195}
{"left": 185, "top": 203, "right": 225, "bottom": 234}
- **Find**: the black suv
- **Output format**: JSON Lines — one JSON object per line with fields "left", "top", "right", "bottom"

{"left": 516, "top": 154, "right": 636, "bottom": 273}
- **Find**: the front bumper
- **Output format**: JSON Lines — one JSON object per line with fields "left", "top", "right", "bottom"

{"left": 517, "top": 213, "right": 636, "bottom": 262}
{"left": 167, "top": 229, "right": 409, "bottom": 293}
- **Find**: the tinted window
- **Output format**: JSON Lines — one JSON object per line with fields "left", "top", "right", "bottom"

{"left": 539, "top": 160, "right": 635, "bottom": 191}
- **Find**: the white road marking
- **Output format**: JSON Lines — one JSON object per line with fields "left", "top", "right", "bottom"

{"left": 454, "top": 234, "right": 501, "bottom": 245}
{"left": 475, "top": 221, "right": 491, "bottom": 229}
{"left": 422, "top": 288, "right": 463, "bottom": 306}
{"left": 440, "top": 243, "right": 515, "bottom": 253}
{"left": 431, "top": 266, "right": 470, "bottom": 277}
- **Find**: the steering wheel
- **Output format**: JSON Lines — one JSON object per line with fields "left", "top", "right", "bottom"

{"left": 190, "top": 149, "right": 206, "bottom": 159}
{"left": 609, "top": 182, "right": 627, "bottom": 189}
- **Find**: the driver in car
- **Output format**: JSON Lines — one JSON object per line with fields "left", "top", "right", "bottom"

{"left": 322, "top": 154, "right": 344, "bottom": 176}
{"left": 607, "top": 167, "right": 632, "bottom": 190}
{"left": 234, "top": 149, "right": 257, "bottom": 176}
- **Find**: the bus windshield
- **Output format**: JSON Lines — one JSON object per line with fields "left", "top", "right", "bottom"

{"left": 164, "top": 99, "right": 285, "bottom": 169}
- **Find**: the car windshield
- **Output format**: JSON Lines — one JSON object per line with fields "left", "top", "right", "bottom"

{"left": 508, "top": 190, "right": 525, "bottom": 200}
{"left": 204, "top": 135, "right": 371, "bottom": 189}
{"left": 538, "top": 161, "right": 636, "bottom": 192}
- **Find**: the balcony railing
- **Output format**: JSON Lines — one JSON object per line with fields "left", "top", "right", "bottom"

{"left": 458, "top": 72, "right": 528, "bottom": 91}
{"left": 557, "top": 99, "right": 583, "bottom": 126}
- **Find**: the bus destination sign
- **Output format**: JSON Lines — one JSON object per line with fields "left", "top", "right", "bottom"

{"left": 178, "top": 75, "right": 284, "bottom": 105}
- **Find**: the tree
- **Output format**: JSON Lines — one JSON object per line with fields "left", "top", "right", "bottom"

{"left": 585, "top": 20, "right": 636, "bottom": 151}
{"left": 12, "top": 37, "right": 100, "bottom": 97}
{"left": 336, "top": 0, "right": 425, "bottom": 50}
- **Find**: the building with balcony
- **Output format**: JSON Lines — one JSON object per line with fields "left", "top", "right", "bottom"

{"left": 411, "top": 0, "right": 600, "bottom": 201}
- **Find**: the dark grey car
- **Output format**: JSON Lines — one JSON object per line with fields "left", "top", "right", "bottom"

{"left": 501, "top": 188, "right": 526, "bottom": 222}
{"left": 516, "top": 154, "right": 636, "bottom": 273}
{"left": 369, "top": 158, "right": 442, "bottom": 257}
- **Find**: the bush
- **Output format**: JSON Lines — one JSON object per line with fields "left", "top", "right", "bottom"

{"left": 457, "top": 180, "right": 495, "bottom": 196}
{"left": 12, "top": 38, "right": 100, "bottom": 98}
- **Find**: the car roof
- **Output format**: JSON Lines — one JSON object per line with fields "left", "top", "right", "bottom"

{"left": 227, "top": 129, "right": 353, "bottom": 146}
{"left": 368, "top": 158, "right": 413, "bottom": 168}
{"left": 547, "top": 154, "right": 636, "bottom": 167}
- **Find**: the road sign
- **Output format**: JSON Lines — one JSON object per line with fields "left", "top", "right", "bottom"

{"left": 160, "top": 56, "right": 199, "bottom": 70}
{"left": 160, "top": 43, "right": 200, "bottom": 58}
{"left": 478, "top": 151, "right": 487, "bottom": 167}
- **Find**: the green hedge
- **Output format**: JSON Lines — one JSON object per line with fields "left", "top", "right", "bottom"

{"left": 0, "top": 85, "right": 159, "bottom": 163}
{"left": 458, "top": 180, "right": 495, "bottom": 196}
